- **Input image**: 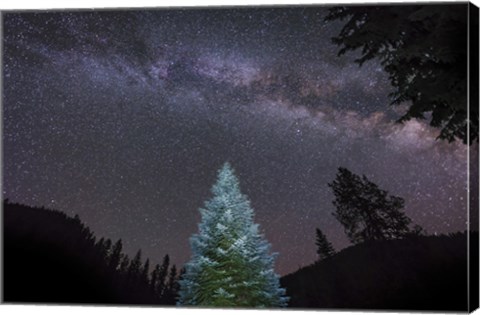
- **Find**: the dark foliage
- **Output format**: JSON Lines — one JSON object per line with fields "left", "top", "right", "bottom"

{"left": 315, "top": 228, "right": 336, "bottom": 261}
{"left": 329, "top": 167, "right": 418, "bottom": 244}
{"left": 3, "top": 200, "right": 180, "bottom": 305}
{"left": 281, "top": 232, "right": 473, "bottom": 311}
{"left": 325, "top": 4, "right": 477, "bottom": 144}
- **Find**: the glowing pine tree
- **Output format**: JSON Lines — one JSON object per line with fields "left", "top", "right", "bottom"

{"left": 178, "top": 162, "right": 288, "bottom": 307}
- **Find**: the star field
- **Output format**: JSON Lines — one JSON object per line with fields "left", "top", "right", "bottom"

{"left": 2, "top": 7, "right": 475, "bottom": 275}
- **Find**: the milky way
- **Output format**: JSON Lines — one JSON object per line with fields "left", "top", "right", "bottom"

{"left": 2, "top": 6, "right": 475, "bottom": 275}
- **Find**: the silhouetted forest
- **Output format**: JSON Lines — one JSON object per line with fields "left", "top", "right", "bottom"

{"left": 3, "top": 199, "right": 477, "bottom": 310}
{"left": 3, "top": 200, "right": 181, "bottom": 305}
{"left": 281, "top": 232, "right": 478, "bottom": 311}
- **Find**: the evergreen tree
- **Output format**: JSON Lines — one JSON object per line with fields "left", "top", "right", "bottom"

{"left": 94, "top": 237, "right": 110, "bottom": 262}
{"left": 141, "top": 258, "right": 150, "bottom": 283}
{"left": 104, "top": 239, "right": 112, "bottom": 257}
{"left": 119, "top": 255, "right": 130, "bottom": 275}
{"left": 156, "top": 254, "right": 170, "bottom": 297}
{"left": 128, "top": 250, "right": 143, "bottom": 283}
{"left": 150, "top": 263, "right": 161, "bottom": 295}
{"left": 329, "top": 167, "right": 415, "bottom": 244}
{"left": 95, "top": 237, "right": 105, "bottom": 253}
{"left": 315, "top": 228, "right": 336, "bottom": 261}
{"left": 167, "top": 265, "right": 177, "bottom": 292}
{"left": 163, "top": 265, "right": 178, "bottom": 304}
{"left": 108, "top": 239, "right": 123, "bottom": 272}
{"left": 178, "top": 162, "right": 288, "bottom": 307}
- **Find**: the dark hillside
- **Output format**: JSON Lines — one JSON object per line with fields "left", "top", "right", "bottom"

{"left": 3, "top": 201, "right": 178, "bottom": 305}
{"left": 4, "top": 201, "right": 117, "bottom": 303}
{"left": 281, "top": 233, "right": 472, "bottom": 311}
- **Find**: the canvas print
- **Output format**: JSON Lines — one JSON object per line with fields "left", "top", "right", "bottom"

{"left": 2, "top": 2, "right": 479, "bottom": 312}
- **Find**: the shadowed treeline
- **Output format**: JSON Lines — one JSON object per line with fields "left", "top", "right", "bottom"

{"left": 3, "top": 199, "right": 477, "bottom": 311}
{"left": 3, "top": 200, "right": 181, "bottom": 305}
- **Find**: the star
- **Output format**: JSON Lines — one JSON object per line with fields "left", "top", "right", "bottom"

{"left": 2, "top": 6, "right": 473, "bottom": 276}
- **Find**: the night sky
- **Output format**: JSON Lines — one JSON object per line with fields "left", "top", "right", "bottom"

{"left": 2, "top": 6, "right": 474, "bottom": 275}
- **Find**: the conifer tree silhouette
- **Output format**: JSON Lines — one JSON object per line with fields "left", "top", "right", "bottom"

{"left": 157, "top": 254, "right": 170, "bottom": 297}
{"left": 108, "top": 239, "right": 123, "bottom": 272}
{"left": 329, "top": 167, "right": 415, "bottom": 244}
{"left": 315, "top": 228, "right": 336, "bottom": 261}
